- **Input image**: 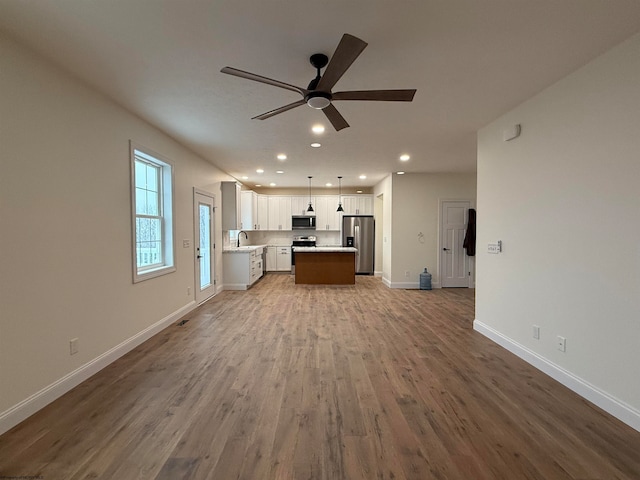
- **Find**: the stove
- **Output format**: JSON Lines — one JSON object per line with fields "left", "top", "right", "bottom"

{"left": 292, "top": 235, "right": 316, "bottom": 247}
{"left": 291, "top": 236, "right": 316, "bottom": 273}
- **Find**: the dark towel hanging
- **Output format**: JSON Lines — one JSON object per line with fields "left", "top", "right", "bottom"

{"left": 463, "top": 208, "right": 476, "bottom": 256}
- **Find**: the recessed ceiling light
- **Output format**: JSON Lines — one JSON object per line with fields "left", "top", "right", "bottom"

{"left": 310, "top": 143, "right": 321, "bottom": 148}
{"left": 397, "top": 171, "right": 405, "bottom": 175}
{"left": 277, "top": 154, "right": 287, "bottom": 160}
{"left": 356, "top": 190, "right": 363, "bottom": 194}
{"left": 276, "top": 170, "right": 284, "bottom": 174}
{"left": 270, "top": 183, "right": 276, "bottom": 187}
{"left": 255, "top": 184, "right": 262, "bottom": 187}
{"left": 256, "top": 168, "right": 264, "bottom": 173}
{"left": 400, "top": 154, "right": 410, "bottom": 161}
{"left": 241, "top": 176, "right": 248, "bottom": 180}
{"left": 312, "top": 125, "right": 325, "bottom": 134}
{"left": 359, "top": 175, "right": 367, "bottom": 180}
{"left": 326, "top": 183, "right": 332, "bottom": 187}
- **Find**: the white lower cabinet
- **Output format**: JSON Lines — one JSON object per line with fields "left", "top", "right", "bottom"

{"left": 266, "top": 246, "right": 291, "bottom": 272}
{"left": 223, "top": 247, "right": 264, "bottom": 290}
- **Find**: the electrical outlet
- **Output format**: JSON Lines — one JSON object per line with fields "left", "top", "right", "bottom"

{"left": 187, "top": 286, "right": 191, "bottom": 296}
{"left": 532, "top": 325, "right": 540, "bottom": 339}
{"left": 488, "top": 240, "right": 502, "bottom": 254}
{"left": 557, "top": 335, "right": 566, "bottom": 352}
{"left": 69, "top": 338, "right": 79, "bottom": 355}
{"left": 405, "top": 270, "right": 410, "bottom": 277}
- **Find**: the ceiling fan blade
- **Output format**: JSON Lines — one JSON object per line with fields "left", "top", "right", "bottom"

{"left": 333, "top": 89, "right": 417, "bottom": 102}
{"left": 316, "top": 34, "right": 368, "bottom": 92}
{"left": 221, "top": 67, "right": 307, "bottom": 96}
{"left": 252, "top": 99, "right": 306, "bottom": 120}
{"left": 322, "top": 104, "right": 350, "bottom": 131}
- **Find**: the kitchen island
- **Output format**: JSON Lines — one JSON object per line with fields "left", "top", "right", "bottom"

{"left": 292, "top": 246, "right": 357, "bottom": 285}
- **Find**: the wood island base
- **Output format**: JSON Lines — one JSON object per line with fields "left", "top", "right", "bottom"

{"left": 294, "top": 251, "right": 356, "bottom": 285}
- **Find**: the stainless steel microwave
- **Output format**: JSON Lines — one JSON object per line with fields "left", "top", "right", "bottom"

{"left": 291, "top": 215, "right": 316, "bottom": 230}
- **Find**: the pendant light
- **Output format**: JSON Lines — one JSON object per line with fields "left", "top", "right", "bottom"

{"left": 307, "top": 176, "right": 314, "bottom": 212}
{"left": 336, "top": 176, "right": 344, "bottom": 212}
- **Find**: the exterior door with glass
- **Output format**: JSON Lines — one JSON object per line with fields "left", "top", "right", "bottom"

{"left": 194, "top": 190, "right": 216, "bottom": 303}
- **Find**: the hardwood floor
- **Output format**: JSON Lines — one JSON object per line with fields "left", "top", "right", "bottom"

{"left": 1, "top": 274, "right": 639, "bottom": 479}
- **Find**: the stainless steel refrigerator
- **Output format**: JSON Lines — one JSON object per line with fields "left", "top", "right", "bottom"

{"left": 342, "top": 215, "right": 375, "bottom": 275}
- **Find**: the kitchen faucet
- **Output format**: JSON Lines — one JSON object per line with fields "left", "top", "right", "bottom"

{"left": 237, "top": 230, "right": 248, "bottom": 247}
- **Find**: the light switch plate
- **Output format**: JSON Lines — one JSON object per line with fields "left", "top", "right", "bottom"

{"left": 70, "top": 338, "right": 79, "bottom": 355}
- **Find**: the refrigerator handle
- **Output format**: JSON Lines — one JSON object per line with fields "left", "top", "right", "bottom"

{"left": 354, "top": 225, "right": 360, "bottom": 251}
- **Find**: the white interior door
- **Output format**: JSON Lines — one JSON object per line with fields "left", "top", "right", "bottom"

{"left": 194, "top": 190, "right": 215, "bottom": 303}
{"left": 440, "top": 200, "right": 470, "bottom": 288}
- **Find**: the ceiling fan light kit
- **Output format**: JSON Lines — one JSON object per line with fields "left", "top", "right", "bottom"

{"left": 221, "top": 33, "right": 416, "bottom": 131}
{"left": 306, "top": 91, "right": 332, "bottom": 109}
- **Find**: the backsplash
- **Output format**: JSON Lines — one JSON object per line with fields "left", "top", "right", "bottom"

{"left": 227, "top": 230, "right": 341, "bottom": 247}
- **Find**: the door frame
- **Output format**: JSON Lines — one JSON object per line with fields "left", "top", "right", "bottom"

{"left": 193, "top": 188, "right": 216, "bottom": 304}
{"left": 438, "top": 198, "right": 475, "bottom": 288}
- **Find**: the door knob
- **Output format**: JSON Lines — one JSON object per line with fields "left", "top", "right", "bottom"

{"left": 443, "top": 248, "right": 450, "bottom": 251}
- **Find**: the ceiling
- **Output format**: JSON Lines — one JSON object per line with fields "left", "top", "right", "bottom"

{"left": 2, "top": 1, "right": 640, "bottom": 190}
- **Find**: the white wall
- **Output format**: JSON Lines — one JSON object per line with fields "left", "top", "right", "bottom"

{"left": 390, "top": 173, "right": 476, "bottom": 287}
{"left": 0, "top": 33, "right": 235, "bottom": 432}
{"left": 374, "top": 194, "right": 384, "bottom": 276}
{"left": 475, "top": 33, "right": 640, "bottom": 430}
{"left": 374, "top": 175, "right": 392, "bottom": 284}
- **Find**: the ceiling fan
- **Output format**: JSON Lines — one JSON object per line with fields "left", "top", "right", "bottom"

{"left": 221, "top": 33, "right": 417, "bottom": 131}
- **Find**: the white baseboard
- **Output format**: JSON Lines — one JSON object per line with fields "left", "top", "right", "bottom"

{"left": 0, "top": 301, "right": 197, "bottom": 436}
{"left": 223, "top": 283, "right": 249, "bottom": 291}
{"left": 389, "top": 281, "right": 420, "bottom": 289}
{"left": 473, "top": 320, "right": 640, "bottom": 433}
{"left": 382, "top": 278, "right": 442, "bottom": 289}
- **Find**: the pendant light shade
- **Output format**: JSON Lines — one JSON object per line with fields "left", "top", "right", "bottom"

{"left": 307, "top": 176, "right": 314, "bottom": 212}
{"left": 336, "top": 176, "right": 344, "bottom": 212}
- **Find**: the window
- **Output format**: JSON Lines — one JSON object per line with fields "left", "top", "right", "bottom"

{"left": 130, "top": 143, "right": 175, "bottom": 282}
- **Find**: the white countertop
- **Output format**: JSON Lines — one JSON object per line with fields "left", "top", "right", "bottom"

{"left": 292, "top": 246, "right": 357, "bottom": 253}
{"left": 223, "top": 244, "right": 267, "bottom": 253}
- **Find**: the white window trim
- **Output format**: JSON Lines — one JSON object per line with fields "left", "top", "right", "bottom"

{"left": 130, "top": 141, "right": 176, "bottom": 283}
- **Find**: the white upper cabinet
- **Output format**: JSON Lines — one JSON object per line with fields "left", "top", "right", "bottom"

{"left": 256, "top": 195, "right": 268, "bottom": 230}
{"left": 240, "top": 190, "right": 257, "bottom": 230}
{"left": 267, "top": 196, "right": 292, "bottom": 230}
{"left": 291, "top": 196, "right": 315, "bottom": 216}
{"left": 342, "top": 195, "right": 373, "bottom": 215}
{"left": 221, "top": 181, "right": 241, "bottom": 230}
{"left": 239, "top": 190, "right": 372, "bottom": 231}
{"left": 314, "top": 195, "right": 341, "bottom": 230}
{"left": 240, "top": 191, "right": 268, "bottom": 230}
